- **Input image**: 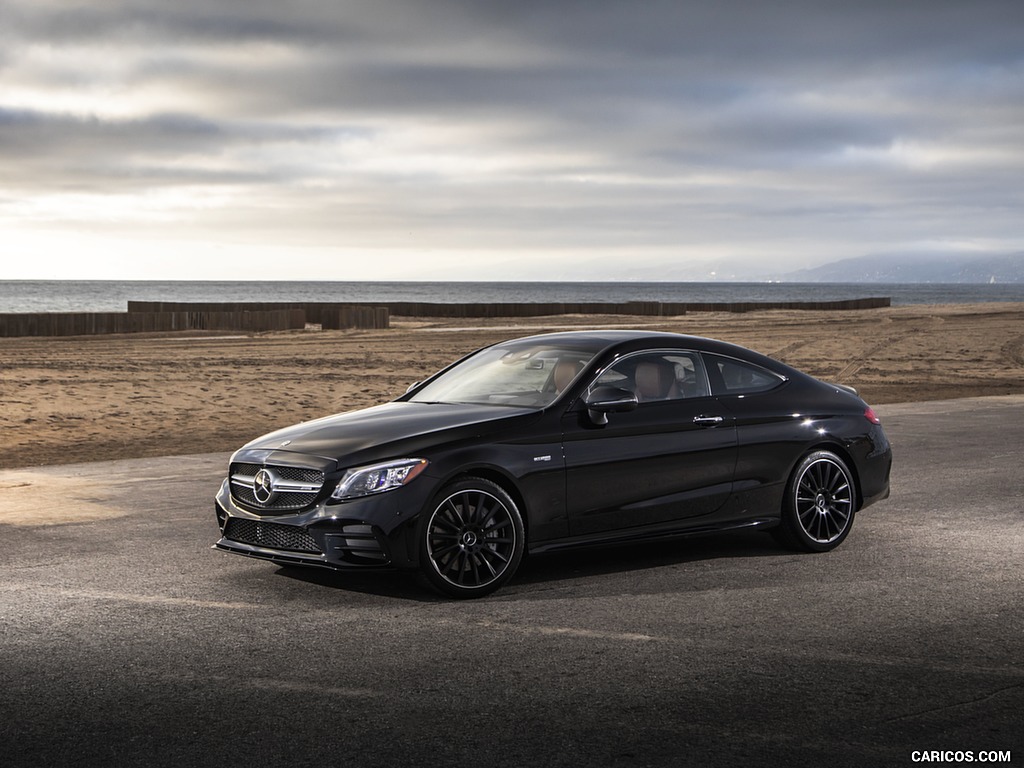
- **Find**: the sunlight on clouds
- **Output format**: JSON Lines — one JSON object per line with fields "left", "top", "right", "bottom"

{"left": 836, "top": 140, "right": 1016, "bottom": 170}
{"left": 3, "top": 83, "right": 206, "bottom": 120}
{"left": 4, "top": 187, "right": 238, "bottom": 225}
{"left": 0, "top": 226, "right": 529, "bottom": 281}
{"left": 5, "top": 40, "right": 310, "bottom": 120}
{"left": 557, "top": 171, "right": 745, "bottom": 189}
{"left": 289, "top": 122, "right": 602, "bottom": 183}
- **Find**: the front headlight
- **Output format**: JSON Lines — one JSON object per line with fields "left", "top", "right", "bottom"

{"left": 331, "top": 458, "right": 429, "bottom": 501}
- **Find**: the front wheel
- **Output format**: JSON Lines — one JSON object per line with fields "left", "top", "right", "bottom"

{"left": 418, "top": 478, "right": 525, "bottom": 598}
{"left": 774, "top": 450, "right": 857, "bottom": 552}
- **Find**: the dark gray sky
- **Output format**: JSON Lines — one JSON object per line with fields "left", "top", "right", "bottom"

{"left": 2, "top": 0, "right": 1022, "bottom": 280}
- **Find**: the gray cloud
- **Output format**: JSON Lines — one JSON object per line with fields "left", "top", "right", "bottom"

{"left": 1, "top": 0, "right": 1022, "bottom": 279}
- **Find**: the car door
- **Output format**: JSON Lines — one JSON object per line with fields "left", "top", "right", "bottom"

{"left": 701, "top": 352, "right": 798, "bottom": 508}
{"left": 561, "top": 350, "right": 738, "bottom": 537}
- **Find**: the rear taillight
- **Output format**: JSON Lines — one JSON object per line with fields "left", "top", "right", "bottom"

{"left": 864, "top": 407, "right": 881, "bottom": 425}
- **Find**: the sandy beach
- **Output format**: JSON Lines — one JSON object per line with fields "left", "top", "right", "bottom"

{"left": 2, "top": 302, "right": 1022, "bottom": 469}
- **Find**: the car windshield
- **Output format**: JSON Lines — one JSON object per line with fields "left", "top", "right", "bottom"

{"left": 408, "top": 342, "right": 600, "bottom": 408}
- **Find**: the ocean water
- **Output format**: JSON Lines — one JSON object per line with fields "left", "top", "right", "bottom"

{"left": 1, "top": 280, "right": 1023, "bottom": 314}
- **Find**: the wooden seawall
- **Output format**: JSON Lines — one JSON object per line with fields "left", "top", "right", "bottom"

{"left": 128, "top": 297, "right": 890, "bottom": 320}
{"left": 0, "top": 297, "right": 888, "bottom": 338}
{"left": 127, "top": 302, "right": 390, "bottom": 329}
{"left": 345, "top": 297, "right": 891, "bottom": 317}
{"left": 0, "top": 310, "right": 306, "bottom": 338}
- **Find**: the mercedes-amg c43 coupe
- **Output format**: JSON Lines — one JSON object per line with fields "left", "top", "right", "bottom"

{"left": 214, "top": 330, "right": 892, "bottom": 598}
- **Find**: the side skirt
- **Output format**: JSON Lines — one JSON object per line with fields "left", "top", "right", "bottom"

{"left": 527, "top": 516, "right": 780, "bottom": 556}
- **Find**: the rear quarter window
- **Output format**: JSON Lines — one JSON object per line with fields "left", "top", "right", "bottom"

{"left": 705, "top": 354, "right": 785, "bottom": 395}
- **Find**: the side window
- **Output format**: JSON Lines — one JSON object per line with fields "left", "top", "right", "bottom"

{"left": 705, "top": 354, "right": 784, "bottom": 395}
{"left": 593, "top": 352, "right": 710, "bottom": 403}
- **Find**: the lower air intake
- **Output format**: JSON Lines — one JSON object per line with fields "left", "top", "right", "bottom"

{"left": 224, "top": 518, "right": 321, "bottom": 554}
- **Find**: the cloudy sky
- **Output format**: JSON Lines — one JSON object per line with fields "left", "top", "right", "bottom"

{"left": 2, "top": 0, "right": 1022, "bottom": 281}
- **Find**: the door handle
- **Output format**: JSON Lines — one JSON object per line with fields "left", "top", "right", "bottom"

{"left": 693, "top": 415, "right": 724, "bottom": 425}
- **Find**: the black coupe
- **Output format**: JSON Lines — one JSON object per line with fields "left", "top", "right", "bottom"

{"left": 214, "top": 330, "right": 892, "bottom": 597}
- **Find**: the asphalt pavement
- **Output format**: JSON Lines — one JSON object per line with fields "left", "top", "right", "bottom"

{"left": 1, "top": 396, "right": 1021, "bottom": 768}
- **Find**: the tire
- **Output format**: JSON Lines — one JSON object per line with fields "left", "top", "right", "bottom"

{"left": 418, "top": 477, "right": 525, "bottom": 598}
{"left": 774, "top": 450, "right": 857, "bottom": 552}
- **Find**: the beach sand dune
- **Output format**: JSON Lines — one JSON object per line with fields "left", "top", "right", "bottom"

{"left": 1, "top": 303, "right": 1022, "bottom": 469}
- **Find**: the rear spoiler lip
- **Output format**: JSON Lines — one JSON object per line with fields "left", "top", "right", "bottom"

{"left": 829, "top": 382, "right": 859, "bottom": 397}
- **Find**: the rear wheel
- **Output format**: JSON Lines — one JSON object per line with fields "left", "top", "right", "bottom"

{"left": 418, "top": 477, "right": 525, "bottom": 598}
{"left": 774, "top": 450, "right": 857, "bottom": 552}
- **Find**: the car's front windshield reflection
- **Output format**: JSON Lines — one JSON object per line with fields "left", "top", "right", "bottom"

{"left": 408, "top": 344, "right": 599, "bottom": 408}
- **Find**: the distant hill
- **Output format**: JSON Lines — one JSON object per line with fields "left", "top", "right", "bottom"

{"left": 786, "top": 252, "right": 1024, "bottom": 283}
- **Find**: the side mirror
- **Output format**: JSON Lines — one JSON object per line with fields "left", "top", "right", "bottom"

{"left": 405, "top": 381, "right": 421, "bottom": 394}
{"left": 583, "top": 385, "right": 638, "bottom": 425}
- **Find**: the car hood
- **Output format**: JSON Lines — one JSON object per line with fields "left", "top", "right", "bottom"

{"left": 234, "top": 401, "right": 539, "bottom": 469}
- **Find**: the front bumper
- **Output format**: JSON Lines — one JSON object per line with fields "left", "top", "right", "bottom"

{"left": 213, "top": 478, "right": 433, "bottom": 571}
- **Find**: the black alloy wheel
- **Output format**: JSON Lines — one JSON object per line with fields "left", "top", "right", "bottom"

{"left": 419, "top": 477, "right": 525, "bottom": 598}
{"left": 774, "top": 450, "right": 857, "bottom": 552}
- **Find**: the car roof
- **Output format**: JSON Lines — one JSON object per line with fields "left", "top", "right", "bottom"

{"left": 505, "top": 329, "right": 697, "bottom": 344}
{"left": 500, "top": 329, "right": 730, "bottom": 353}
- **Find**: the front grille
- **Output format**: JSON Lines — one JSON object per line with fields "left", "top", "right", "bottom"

{"left": 224, "top": 518, "right": 321, "bottom": 553}
{"left": 230, "top": 462, "right": 325, "bottom": 512}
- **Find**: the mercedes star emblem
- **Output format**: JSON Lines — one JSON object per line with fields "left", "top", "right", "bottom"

{"left": 252, "top": 468, "right": 277, "bottom": 505}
